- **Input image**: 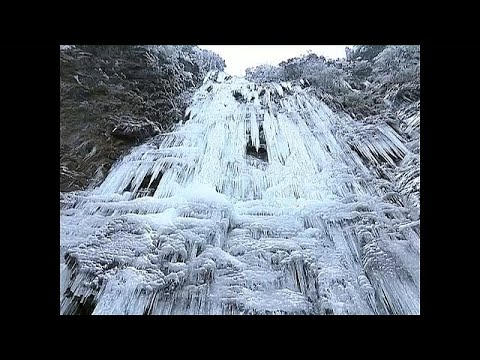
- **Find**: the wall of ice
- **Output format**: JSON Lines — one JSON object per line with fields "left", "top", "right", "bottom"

{"left": 60, "top": 71, "right": 420, "bottom": 315}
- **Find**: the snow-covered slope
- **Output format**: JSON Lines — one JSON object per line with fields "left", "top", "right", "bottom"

{"left": 60, "top": 71, "right": 420, "bottom": 315}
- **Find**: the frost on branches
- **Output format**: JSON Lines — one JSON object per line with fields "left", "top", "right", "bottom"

{"left": 60, "top": 69, "right": 420, "bottom": 315}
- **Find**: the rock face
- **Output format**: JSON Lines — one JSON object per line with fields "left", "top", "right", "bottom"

{"left": 60, "top": 45, "right": 224, "bottom": 191}
{"left": 110, "top": 115, "right": 161, "bottom": 141}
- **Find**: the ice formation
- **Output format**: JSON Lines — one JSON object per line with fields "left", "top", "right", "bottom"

{"left": 60, "top": 71, "right": 420, "bottom": 315}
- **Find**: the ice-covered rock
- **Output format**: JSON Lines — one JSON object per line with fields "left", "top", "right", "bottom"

{"left": 60, "top": 71, "right": 419, "bottom": 315}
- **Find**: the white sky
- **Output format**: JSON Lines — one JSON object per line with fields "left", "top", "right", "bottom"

{"left": 198, "top": 45, "right": 351, "bottom": 77}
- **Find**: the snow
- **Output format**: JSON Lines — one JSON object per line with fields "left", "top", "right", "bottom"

{"left": 60, "top": 70, "right": 420, "bottom": 315}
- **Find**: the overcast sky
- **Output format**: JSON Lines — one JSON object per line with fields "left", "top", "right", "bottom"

{"left": 198, "top": 45, "right": 351, "bottom": 77}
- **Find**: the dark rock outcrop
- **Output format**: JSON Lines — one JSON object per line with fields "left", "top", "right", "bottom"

{"left": 109, "top": 115, "right": 161, "bottom": 141}
{"left": 60, "top": 45, "right": 224, "bottom": 192}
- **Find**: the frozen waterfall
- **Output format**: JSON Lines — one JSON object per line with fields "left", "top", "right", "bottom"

{"left": 60, "top": 71, "right": 420, "bottom": 315}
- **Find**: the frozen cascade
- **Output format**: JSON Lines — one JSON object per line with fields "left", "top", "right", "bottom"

{"left": 60, "top": 71, "right": 420, "bottom": 315}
